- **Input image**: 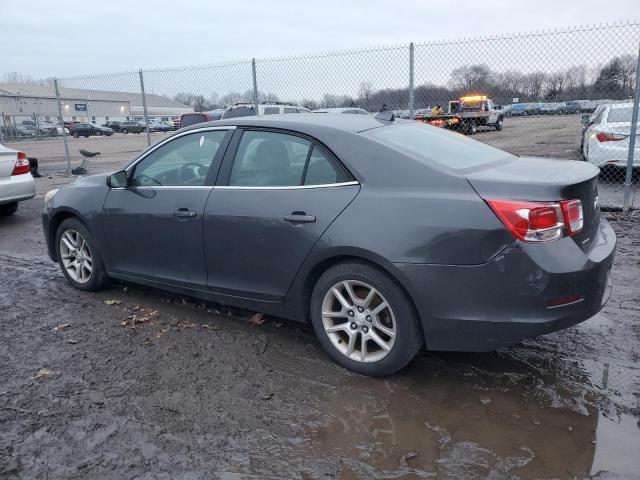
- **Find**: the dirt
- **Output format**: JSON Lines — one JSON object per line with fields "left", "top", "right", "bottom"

{"left": 1, "top": 119, "right": 640, "bottom": 479}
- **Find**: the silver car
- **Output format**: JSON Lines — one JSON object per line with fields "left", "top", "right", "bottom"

{"left": 0, "top": 143, "right": 35, "bottom": 215}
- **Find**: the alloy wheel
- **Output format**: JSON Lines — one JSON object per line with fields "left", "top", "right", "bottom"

{"left": 59, "top": 229, "right": 93, "bottom": 283}
{"left": 321, "top": 280, "right": 396, "bottom": 363}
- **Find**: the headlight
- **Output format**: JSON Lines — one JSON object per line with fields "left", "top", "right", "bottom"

{"left": 44, "top": 189, "right": 59, "bottom": 204}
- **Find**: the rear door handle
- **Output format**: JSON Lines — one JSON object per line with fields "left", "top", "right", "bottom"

{"left": 174, "top": 208, "right": 197, "bottom": 218}
{"left": 285, "top": 212, "right": 316, "bottom": 223}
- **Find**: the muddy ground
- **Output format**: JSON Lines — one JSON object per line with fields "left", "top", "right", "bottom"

{"left": 1, "top": 116, "right": 640, "bottom": 479}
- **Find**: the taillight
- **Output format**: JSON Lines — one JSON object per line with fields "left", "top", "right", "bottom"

{"left": 487, "top": 199, "right": 583, "bottom": 243}
{"left": 560, "top": 199, "right": 583, "bottom": 235}
{"left": 12, "top": 152, "right": 31, "bottom": 176}
{"left": 596, "top": 132, "right": 626, "bottom": 142}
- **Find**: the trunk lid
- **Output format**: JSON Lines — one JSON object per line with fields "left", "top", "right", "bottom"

{"left": 0, "top": 144, "right": 18, "bottom": 180}
{"left": 466, "top": 156, "right": 601, "bottom": 251}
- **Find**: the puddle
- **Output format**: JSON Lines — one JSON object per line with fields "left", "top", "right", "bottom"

{"left": 303, "top": 353, "right": 640, "bottom": 479}
{"left": 591, "top": 413, "right": 640, "bottom": 479}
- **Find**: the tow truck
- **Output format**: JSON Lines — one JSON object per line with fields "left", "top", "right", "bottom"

{"left": 415, "top": 95, "right": 505, "bottom": 135}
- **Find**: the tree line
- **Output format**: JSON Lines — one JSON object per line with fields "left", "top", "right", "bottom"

{"left": 172, "top": 54, "right": 638, "bottom": 112}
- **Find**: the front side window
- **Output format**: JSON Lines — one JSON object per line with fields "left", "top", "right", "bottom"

{"left": 263, "top": 107, "right": 280, "bottom": 115}
{"left": 229, "top": 131, "right": 311, "bottom": 186}
{"left": 283, "top": 107, "right": 298, "bottom": 114}
{"left": 131, "top": 131, "right": 226, "bottom": 187}
{"left": 364, "top": 123, "right": 513, "bottom": 170}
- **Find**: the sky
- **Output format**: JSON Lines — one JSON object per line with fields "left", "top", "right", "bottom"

{"left": 2, "top": 0, "right": 639, "bottom": 80}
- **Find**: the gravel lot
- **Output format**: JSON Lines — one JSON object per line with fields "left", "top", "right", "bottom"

{"left": 1, "top": 116, "right": 639, "bottom": 479}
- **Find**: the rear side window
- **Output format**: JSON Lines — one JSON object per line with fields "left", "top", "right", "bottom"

{"left": 304, "top": 146, "right": 351, "bottom": 185}
{"left": 364, "top": 123, "right": 513, "bottom": 170}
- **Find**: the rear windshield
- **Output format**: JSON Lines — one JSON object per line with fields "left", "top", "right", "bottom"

{"left": 180, "top": 114, "right": 206, "bottom": 127}
{"left": 364, "top": 123, "right": 514, "bottom": 170}
{"left": 222, "top": 106, "right": 255, "bottom": 119}
{"left": 607, "top": 107, "right": 639, "bottom": 123}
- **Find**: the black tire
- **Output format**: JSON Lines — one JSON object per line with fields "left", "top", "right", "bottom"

{"left": 72, "top": 132, "right": 79, "bottom": 138}
{"left": 55, "top": 217, "right": 109, "bottom": 291}
{"left": 106, "top": 132, "right": 113, "bottom": 137}
{"left": 0, "top": 202, "right": 18, "bottom": 216}
{"left": 466, "top": 121, "right": 477, "bottom": 135}
{"left": 122, "top": 129, "right": 128, "bottom": 134}
{"left": 495, "top": 117, "right": 504, "bottom": 131}
{"left": 310, "top": 261, "right": 423, "bottom": 376}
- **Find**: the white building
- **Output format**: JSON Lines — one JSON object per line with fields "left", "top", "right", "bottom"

{"left": 0, "top": 83, "right": 190, "bottom": 126}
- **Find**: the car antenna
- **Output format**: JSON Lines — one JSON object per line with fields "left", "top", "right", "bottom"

{"left": 374, "top": 104, "right": 395, "bottom": 122}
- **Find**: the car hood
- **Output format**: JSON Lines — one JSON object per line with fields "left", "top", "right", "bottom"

{"left": 70, "top": 172, "right": 110, "bottom": 188}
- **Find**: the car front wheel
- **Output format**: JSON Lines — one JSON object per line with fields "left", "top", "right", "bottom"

{"left": 56, "top": 218, "right": 109, "bottom": 291}
{"left": 310, "top": 261, "right": 423, "bottom": 376}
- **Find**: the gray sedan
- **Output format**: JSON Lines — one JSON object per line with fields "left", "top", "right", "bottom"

{"left": 42, "top": 114, "right": 615, "bottom": 376}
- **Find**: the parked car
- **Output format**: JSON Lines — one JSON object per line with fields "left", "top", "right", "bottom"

{"left": 563, "top": 101, "right": 582, "bottom": 115}
{"left": 0, "top": 142, "right": 35, "bottom": 216}
{"left": 69, "top": 123, "right": 113, "bottom": 138}
{"left": 0, "top": 125, "right": 36, "bottom": 139}
{"left": 179, "top": 110, "right": 226, "bottom": 129}
{"left": 221, "top": 104, "right": 309, "bottom": 120}
{"left": 582, "top": 102, "right": 640, "bottom": 168}
{"left": 119, "top": 121, "right": 144, "bottom": 134}
{"left": 43, "top": 114, "right": 615, "bottom": 376}
{"left": 102, "top": 121, "right": 122, "bottom": 132}
{"left": 540, "top": 103, "right": 562, "bottom": 115}
{"left": 578, "top": 100, "right": 597, "bottom": 113}
{"left": 312, "top": 107, "right": 369, "bottom": 115}
{"left": 147, "top": 120, "right": 172, "bottom": 132}
{"left": 508, "top": 103, "right": 530, "bottom": 116}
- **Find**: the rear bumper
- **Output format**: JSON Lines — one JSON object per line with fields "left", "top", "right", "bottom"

{"left": 396, "top": 217, "right": 616, "bottom": 351}
{"left": 587, "top": 137, "right": 640, "bottom": 167}
{"left": 0, "top": 173, "right": 35, "bottom": 205}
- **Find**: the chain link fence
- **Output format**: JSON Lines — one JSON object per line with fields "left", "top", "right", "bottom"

{"left": 1, "top": 22, "right": 638, "bottom": 209}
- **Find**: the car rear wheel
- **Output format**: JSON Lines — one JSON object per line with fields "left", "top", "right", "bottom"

{"left": 72, "top": 132, "right": 79, "bottom": 138}
{"left": 56, "top": 218, "right": 109, "bottom": 291}
{"left": 0, "top": 202, "right": 18, "bottom": 216}
{"left": 122, "top": 129, "right": 128, "bottom": 134}
{"left": 495, "top": 118, "right": 503, "bottom": 131}
{"left": 310, "top": 261, "right": 423, "bottom": 376}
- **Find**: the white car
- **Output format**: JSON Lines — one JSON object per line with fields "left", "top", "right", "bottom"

{"left": 312, "top": 107, "right": 369, "bottom": 115}
{"left": 0, "top": 143, "right": 35, "bottom": 216}
{"left": 583, "top": 102, "right": 640, "bottom": 168}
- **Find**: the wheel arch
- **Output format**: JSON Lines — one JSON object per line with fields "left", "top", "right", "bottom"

{"left": 47, "top": 208, "right": 90, "bottom": 261}
{"left": 298, "top": 249, "right": 425, "bottom": 343}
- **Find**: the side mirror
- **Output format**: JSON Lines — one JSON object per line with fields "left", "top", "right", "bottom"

{"left": 580, "top": 114, "right": 591, "bottom": 126}
{"left": 106, "top": 170, "right": 128, "bottom": 188}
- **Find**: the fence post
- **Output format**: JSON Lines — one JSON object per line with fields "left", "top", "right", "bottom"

{"left": 252, "top": 58, "right": 260, "bottom": 116}
{"left": 54, "top": 78, "right": 72, "bottom": 176}
{"left": 409, "top": 42, "right": 415, "bottom": 119}
{"left": 0, "top": 112, "right": 5, "bottom": 144}
{"left": 622, "top": 43, "right": 640, "bottom": 212}
{"left": 139, "top": 69, "right": 151, "bottom": 146}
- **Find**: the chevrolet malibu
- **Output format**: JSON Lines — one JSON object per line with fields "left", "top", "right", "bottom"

{"left": 42, "top": 114, "right": 616, "bottom": 376}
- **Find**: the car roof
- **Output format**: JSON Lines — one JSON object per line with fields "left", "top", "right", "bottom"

{"left": 185, "top": 112, "right": 394, "bottom": 134}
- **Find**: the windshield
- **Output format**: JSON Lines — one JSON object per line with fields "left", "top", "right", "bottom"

{"left": 364, "top": 123, "right": 514, "bottom": 170}
{"left": 607, "top": 107, "right": 639, "bottom": 123}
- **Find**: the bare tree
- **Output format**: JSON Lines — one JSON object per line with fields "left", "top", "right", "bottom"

{"left": 2, "top": 71, "right": 38, "bottom": 84}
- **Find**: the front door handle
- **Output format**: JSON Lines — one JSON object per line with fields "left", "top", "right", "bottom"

{"left": 174, "top": 208, "right": 197, "bottom": 218}
{"left": 285, "top": 212, "right": 316, "bottom": 223}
